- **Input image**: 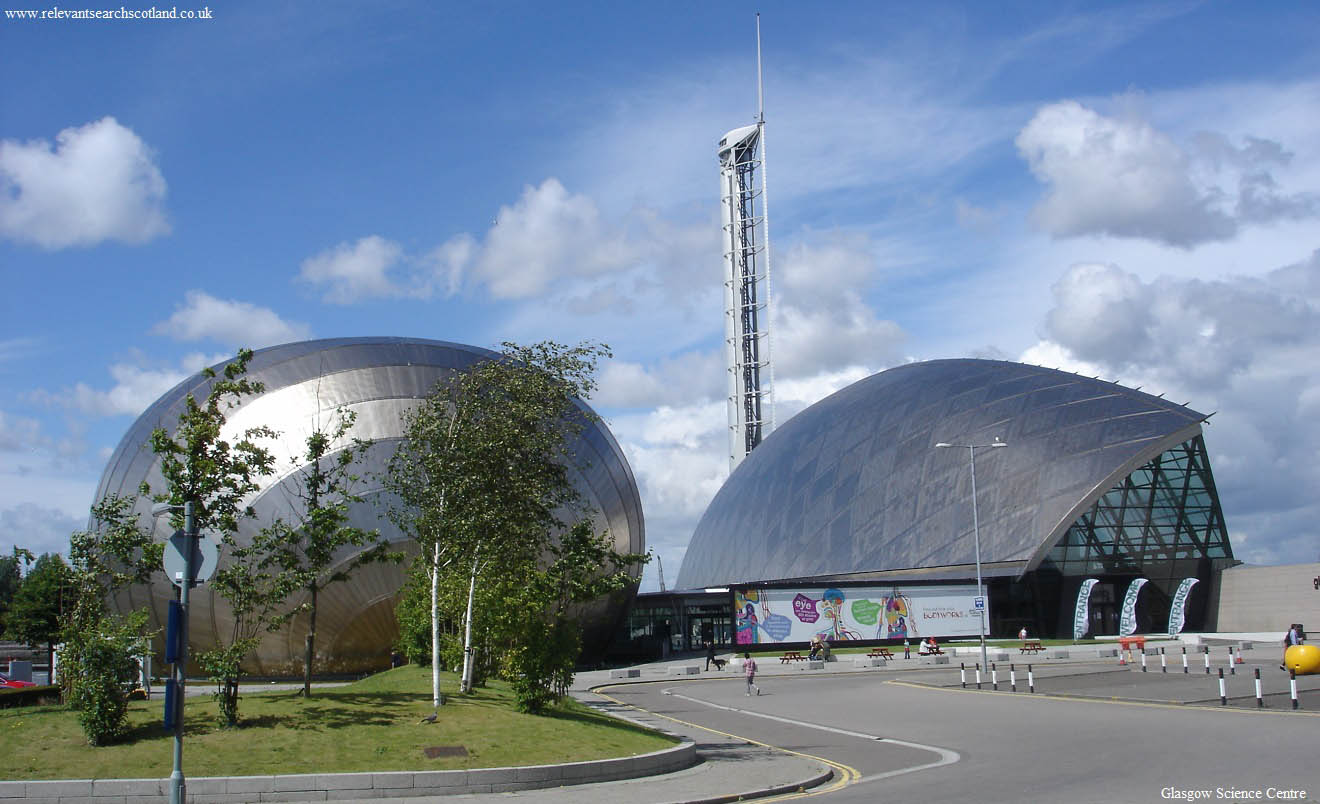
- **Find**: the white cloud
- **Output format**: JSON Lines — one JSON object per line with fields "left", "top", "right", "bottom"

{"left": 153, "top": 290, "right": 312, "bottom": 348}
{"left": 1021, "top": 250, "right": 1320, "bottom": 565}
{"left": 447, "top": 179, "right": 632, "bottom": 300}
{"left": 299, "top": 235, "right": 409, "bottom": 304}
{"left": 0, "top": 117, "right": 169, "bottom": 249}
{"left": 0, "top": 409, "right": 44, "bottom": 452}
{"left": 594, "top": 351, "right": 724, "bottom": 409}
{"left": 0, "top": 503, "right": 83, "bottom": 558}
{"left": 1015, "top": 100, "right": 1317, "bottom": 248}
{"left": 33, "top": 350, "right": 226, "bottom": 418}
{"left": 772, "top": 236, "right": 906, "bottom": 377}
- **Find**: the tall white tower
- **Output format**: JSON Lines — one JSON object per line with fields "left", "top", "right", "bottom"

{"left": 719, "top": 15, "right": 773, "bottom": 472}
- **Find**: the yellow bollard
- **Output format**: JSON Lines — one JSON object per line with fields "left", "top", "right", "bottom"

{"left": 1284, "top": 644, "right": 1320, "bottom": 675}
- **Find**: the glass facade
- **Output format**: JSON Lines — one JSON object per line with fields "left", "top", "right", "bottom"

{"left": 1029, "top": 434, "right": 1233, "bottom": 635}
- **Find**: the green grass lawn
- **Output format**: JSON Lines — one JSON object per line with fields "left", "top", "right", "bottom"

{"left": 0, "top": 665, "right": 675, "bottom": 781}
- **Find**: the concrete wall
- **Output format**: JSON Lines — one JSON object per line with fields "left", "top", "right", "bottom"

{"left": 1213, "top": 562, "right": 1320, "bottom": 634}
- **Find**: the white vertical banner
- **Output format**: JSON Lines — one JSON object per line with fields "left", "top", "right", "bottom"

{"left": 1166, "top": 578, "right": 1199, "bottom": 636}
{"left": 1073, "top": 579, "right": 1099, "bottom": 641}
{"left": 1118, "top": 578, "right": 1149, "bottom": 636}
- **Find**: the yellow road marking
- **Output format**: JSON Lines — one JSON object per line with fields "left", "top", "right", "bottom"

{"left": 592, "top": 681, "right": 861, "bottom": 799}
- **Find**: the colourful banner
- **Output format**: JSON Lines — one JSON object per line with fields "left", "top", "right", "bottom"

{"left": 733, "top": 583, "right": 983, "bottom": 644}
{"left": 1166, "top": 578, "right": 1198, "bottom": 636}
{"left": 1072, "top": 579, "right": 1098, "bottom": 641}
{"left": 1118, "top": 578, "right": 1149, "bottom": 636}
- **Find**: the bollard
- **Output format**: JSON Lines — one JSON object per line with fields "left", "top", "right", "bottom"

{"left": 975, "top": 663, "right": 982, "bottom": 690}
{"left": 1028, "top": 663, "right": 1035, "bottom": 694}
{"left": 1227, "top": 646, "right": 1235, "bottom": 675}
{"left": 1010, "top": 663, "right": 1017, "bottom": 693}
{"left": 992, "top": 663, "right": 998, "bottom": 691}
{"left": 1203, "top": 646, "right": 1211, "bottom": 674}
{"left": 960, "top": 662, "right": 966, "bottom": 689}
{"left": 1141, "top": 649, "right": 1148, "bottom": 672}
{"left": 1182, "top": 646, "right": 1189, "bottom": 674}
{"left": 1290, "top": 670, "right": 1299, "bottom": 710}
{"left": 1218, "top": 668, "right": 1226, "bottom": 706}
{"left": 1254, "top": 668, "right": 1263, "bottom": 708}
{"left": 1161, "top": 647, "right": 1167, "bottom": 673}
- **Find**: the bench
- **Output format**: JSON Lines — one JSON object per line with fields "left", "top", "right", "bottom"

{"left": 780, "top": 651, "right": 806, "bottom": 663}
{"left": 1020, "top": 641, "right": 1045, "bottom": 654}
{"left": 867, "top": 648, "right": 894, "bottom": 659}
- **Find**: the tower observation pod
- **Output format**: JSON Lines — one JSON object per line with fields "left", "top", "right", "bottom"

{"left": 719, "top": 16, "right": 774, "bottom": 473}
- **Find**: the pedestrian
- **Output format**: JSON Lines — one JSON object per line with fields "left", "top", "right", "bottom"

{"left": 1018, "top": 626, "right": 1028, "bottom": 641}
{"left": 743, "top": 652, "right": 760, "bottom": 696}
{"left": 1282, "top": 623, "right": 1304, "bottom": 670}
{"left": 704, "top": 640, "right": 716, "bottom": 671}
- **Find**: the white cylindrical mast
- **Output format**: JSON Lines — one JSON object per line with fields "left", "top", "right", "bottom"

{"left": 718, "top": 14, "right": 774, "bottom": 473}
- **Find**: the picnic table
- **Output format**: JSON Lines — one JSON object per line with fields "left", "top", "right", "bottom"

{"left": 780, "top": 651, "right": 806, "bottom": 663}
{"left": 1020, "top": 641, "right": 1045, "bottom": 654}
{"left": 867, "top": 648, "right": 894, "bottom": 659}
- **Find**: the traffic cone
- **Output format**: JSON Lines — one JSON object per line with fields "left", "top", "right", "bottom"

{"left": 1234, "top": 647, "right": 1243, "bottom": 664}
{"left": 1119, "top": 650, "right": 1127, "bottom": 666}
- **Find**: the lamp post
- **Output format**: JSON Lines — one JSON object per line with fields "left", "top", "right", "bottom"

{"left": 152, "top": 500, "right": 196, "bottom": 804}
{"left": 934, "top": 437, "right": 1007, "bottom": 675}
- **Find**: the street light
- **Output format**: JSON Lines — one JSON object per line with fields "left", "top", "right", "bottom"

{"left": 151, "top": 500, "right": 196, "bottom": 804}
{"left": 934, "top": 437, "right": 1007, "bottom": 675}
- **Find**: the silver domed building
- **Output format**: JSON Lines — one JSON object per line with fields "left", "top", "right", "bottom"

{"left": 96, "top": 337, "right": 644, "bottom": 674}
{"left": 673, "top": 359, "right": 1234, "bottom": 640}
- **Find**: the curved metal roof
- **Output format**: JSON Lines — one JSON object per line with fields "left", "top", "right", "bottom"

{"left": 95, "top": 337, "right": 644, "bottom": 672}
{"left": 675, "top": 359, "right": 1208, "bottom": 590}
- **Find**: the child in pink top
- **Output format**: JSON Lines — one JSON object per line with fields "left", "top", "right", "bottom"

{"left": 743, "top": 652, "right": 760, "bottom": 696}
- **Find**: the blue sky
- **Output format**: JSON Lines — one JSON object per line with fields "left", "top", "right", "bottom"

{"left": 3, "top": 1, "right": 1319, "bottom": 590}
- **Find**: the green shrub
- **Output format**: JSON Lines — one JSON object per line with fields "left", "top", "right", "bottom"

{"left": 60, "top": 612, "right": 146, "bottom": 745}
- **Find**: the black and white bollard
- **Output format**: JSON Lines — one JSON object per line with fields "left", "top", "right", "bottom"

{"left": 1010, "top": 663, "right": 1017, "bottom": 693}
{"left": 1227, "top": 646, "right": 1236, "bottom": 675}
{"left": 1182, "top": 646, "right": 1189, "bottom": 674}
{"left": 1291, "top": 669, "right": 1299, "bottom": 710}
{"left": 960, "top": 662, "right": 966, "bottom": 689}
{"left": 1254, "top": 668, "right": 1263, "bottom": 708}
{"left": 975, "top": 663, "right": 982, "bottom": 690}
{"left": 1028, "top": 663, "right": 1035, "bottom": 694}
{"left": 992, "top": 663, "right": 998, "bottom": 691}
{"left": 1140, "top": 648, "right": 1148, "bottom": 672}
{"left": 1218, "top": 668, "right": 1227, "bottom": 706}
{"left": 1203, "top": 646, "right": 1211, "bottom": 674}
{"left": 1160, "top": 647, "right": 1167, "bottom": 673}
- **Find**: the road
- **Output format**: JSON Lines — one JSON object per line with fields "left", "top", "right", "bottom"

{"left": 594, "top": 661, "right": 1319, "bottom": 804}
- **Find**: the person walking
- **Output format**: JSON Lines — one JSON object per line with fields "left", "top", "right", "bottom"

{"left": 704, "top": 640, "right": 716, "bottom": 671}
{"left": 743, "top": 652, "right": 760, "bottom": 696}
{"left": 1282, "top": 623, "right": 1304, "bottom": 670}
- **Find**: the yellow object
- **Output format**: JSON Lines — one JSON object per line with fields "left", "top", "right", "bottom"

{"left": 1284, "top": 643, "right": 1320, "bottom": 675}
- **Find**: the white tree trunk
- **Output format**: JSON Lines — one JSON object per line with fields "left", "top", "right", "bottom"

{"left": 460, "top": 552, "right": 479, "bottom": 694}
{"left": 431, "top": 541, "right": 441, "bottom": 708}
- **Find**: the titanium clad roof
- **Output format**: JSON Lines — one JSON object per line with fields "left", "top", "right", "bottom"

{"left": 675, "top": 359, "right": 1208, "bottom": 591}
{"left": 95, "top": 337, "right": 644, "bottom": 673}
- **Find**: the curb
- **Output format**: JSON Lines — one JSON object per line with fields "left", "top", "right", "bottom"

{"left": 0, "top": 741, "right": 698, "bottom": 804}
{"left": 677, "top": 766, "right": 834, "bottom": 804}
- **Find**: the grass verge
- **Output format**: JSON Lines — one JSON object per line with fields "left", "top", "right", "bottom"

{"left": 0, "top": 665, "right": 675, "bottom": 781}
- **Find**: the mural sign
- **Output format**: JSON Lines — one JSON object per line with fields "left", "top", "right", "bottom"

{"left": 1118, "top": 578, "right": 1149, "bottom": 636}
{"left": 733, "top": 584, "right": 983, "bottom": 645}
{"left": 1166, "top": 577, "right": 1198, "bottom": 636}
{"left": 1072, "top": 578, "right": 1099, "bottom": 641}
